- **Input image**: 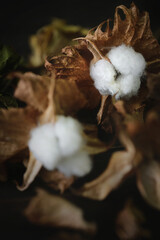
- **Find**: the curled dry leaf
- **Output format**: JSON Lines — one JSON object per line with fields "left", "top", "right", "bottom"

{"left": 14, "top": 72, "right": 49, "bottom": 112}
{"left": 17, "top": 152, "right": 42, "bottom": 191}
{"left": 54, "top": 79, "right": 87, "bottom": 115}
{"left": 116, "top": 200, "right": 150, "bottom": 240}
{"left": 14, "top": 72, "right": 88, "bottom": 115}
{"left": 80, "top": 3, "right": 160, "bottom": 67}
{"left": 75, "top": 132, "right": 137, "bottom": 200}
{"left": 137, "top": 160, "right": 160, "bottom": 210}
{"left": 29, "top": 18, "right": 88, "bottom": 67}
{"left": 125, "top": 111, "right": 160, "bottom": 209}
{"left": 24, "top": 188, "right": 96, "bottom": 233}
{"left": 45, "top": 46, "right": 101, "bottom": 109}
{"left": 45, "top": 46, "right": 91, "bottom": 82}
{"left": 40, "top": 169, "right": 75, "bottom": 193}
{"left": 74, "top": 2, "right": 160, "bottom": 121}
{"left": 0, "top": 107, "right": 38, "bottom": 162}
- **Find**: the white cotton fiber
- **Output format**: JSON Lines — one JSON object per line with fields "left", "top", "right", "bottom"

{"left": 115, "top": 74, "right": 141, "bottom": 99}
{"left": 28, "top": 116, "right": 92, "bottom": 176}
{"left": 28, "top": 123, "right": 61, "bottom": 170}
{"left": 89, "top": 44, "right": 146, "bottom": 99}
{"left": 90, "top": 59, "right": 117, "bottom": 95}
{"left": 54, "top": 116, "right": 84, "bottom": 157}
{"left": 107, "top": 44, "right": 146, "bottom": 76}
{"left": 56, "top": 151, "right": 92, "bottom": 177}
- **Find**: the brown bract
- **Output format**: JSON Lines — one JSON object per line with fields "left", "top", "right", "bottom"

{"left": 54, "top": 79, "right": 87, "bottom": 115}
{"left": 78, "top": 3, "right": 160, "bottom": 67}
{"left": 45, "top": 46, "right": 101, "bottom": 109}
{"left": 24, "top": 188, "right": 97, "bottom": 233}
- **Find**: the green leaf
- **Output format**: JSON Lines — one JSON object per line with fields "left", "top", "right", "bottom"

{"left": 0, "top": 93, "right": 18, "bottom": 109}
{"left": 0, "top": 44, "right": 23, "bottom": 77}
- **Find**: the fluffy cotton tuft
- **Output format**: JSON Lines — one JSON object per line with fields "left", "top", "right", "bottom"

{"left": 115, "top": 74, "right": 141, "bottom": 99}
{"left": 57, "top": 151, "right": 92, "bottom": 177}
{"left": 89, "top": 44, "right": 146, "bottom": 99}
{"left": 90, "top": 59, "right": 117, "bottom": 95}
{"left": 28, "top": 123, "right": 61, "bottom": 170}
{"left": 54, "top": 116, "right": 84, "bottom": 157}
{"left": 107, "top": 44, "right": 146, "bottom": 76}
{"left": 28, "top": 116, "right": 92, "bottom": 176}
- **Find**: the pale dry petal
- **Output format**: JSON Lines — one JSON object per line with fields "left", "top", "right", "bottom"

{"left": 17, "top": 152, "right": 42, "bottom": 191}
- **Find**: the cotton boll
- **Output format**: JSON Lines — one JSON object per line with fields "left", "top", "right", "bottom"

{"left": 54, "top": 116, "right": 85, "bottom": 157}
{"left": 115, "top": 74, "right": 141, "bottom": 99}
{"left": 108, "top": 44, "right": 146, "bottom": 76}
{"left": 28, "top": 123, "right": 61, "bottom": 170}
{"left": 90, "top": 59, "right": 117, "bottom": 95}
{"left": 56, "top": 151, "right": 92, "bottom": 177}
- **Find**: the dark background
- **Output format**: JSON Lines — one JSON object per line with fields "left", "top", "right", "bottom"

{"left": 0, "top": 0, "right": 159, "bottom": 58}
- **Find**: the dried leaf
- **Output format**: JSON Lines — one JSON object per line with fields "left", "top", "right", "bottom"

{"left": 40, "top": 169, "right": 75, "bottom": 193}
{"left": 14, "top": 72, "right": 49, "bottom": 112}
{"left": 0, "top": 107, "right": 38, "bottom": 162}
{"left": 137, "top": 160, "right": 160, "bottom": 210}
{"left": 82, "top": 3, "right": 160, "bottom": 65}
{"left": 29, "top": 18, "right": 88, "bottom": 67}
{"left": 45, "top": 46, "right": 101, "bottom": 109}
{"left": 116, "top": 200, "right": 150, "bottom": 239}
{"left": 14, "top": 72, "right": 88, "bottom": 115}
{"left": 123, "top": 111, "right": 160, "bottom": 209}
{"left": 75, "top": 132, "right": 137, "bottom": 200}
{"left": 45, "top": 46, "right": 90, "bottom": 82}
{"left": 25, "top": 188, "right": 96, "bottom": 233}
{"left": 54, "top": 79, "right": 87, "bottom": 115}
{"left": 17, "top": 152, "right": 42, "bottom": 191}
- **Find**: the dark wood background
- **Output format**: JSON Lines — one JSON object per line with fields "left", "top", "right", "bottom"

{"left": 0, "top": 0, "right": 159, "bottom": 57}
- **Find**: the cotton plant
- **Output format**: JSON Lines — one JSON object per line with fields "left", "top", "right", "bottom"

{"left": 0, "top": 71, "right": 106, "bottom": 191}
{"left": 90, "top": 44, "right": 146, "bottom": 99}
{"left": 28, "top": 115, "right": 92, "bottom": 177}
{"left": 16, "top": 76, "right": 95, "bottom": 190}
